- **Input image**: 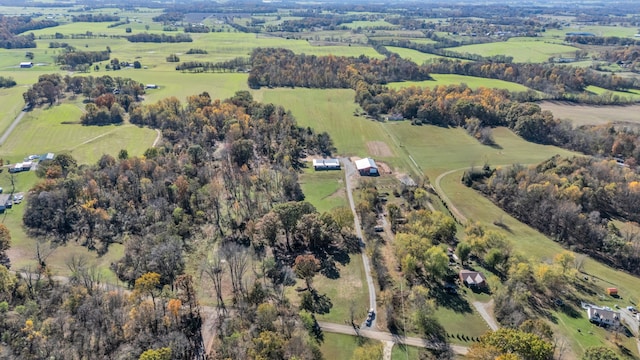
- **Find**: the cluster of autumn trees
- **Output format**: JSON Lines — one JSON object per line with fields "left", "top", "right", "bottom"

{"left": 175, "top": 57, "right": 250, "bottom": 73}
{"left": 23, "top": 74, "right": 145, "bottom": 109}
{"left": 126, "top": 33, "right": 192, "bottom": 43}
{"left": 566, "top": 35, "right": 640, "bottom": 47}
{"left": 247, "top": 48, "right": 430, "bottom": 89}
{"left": 596, "top": 46, "right": 640, "bottom": 72}
{"left": 71, "top": 14, "right": 120, "bottom": 22}
{"left": 55, "top": 49, "right": 110, "bottom": 70}
{"left": 0, "top": 264, "right": 205, "bottom": 359}
{"left": 0, "top": 15, "right": 58, "bottom": 49}
{"left": 466, "top": 156, "right": 640, "bottom": 274}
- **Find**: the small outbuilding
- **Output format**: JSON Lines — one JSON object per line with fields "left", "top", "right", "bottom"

{"left": 9, "top": 161, "right": 32, "bottom": 173}
{"left": 20, "top": 62, "right": 33, "bottom": 68}
{"left": 355, "top": 158, "right": 379, "bottom": 176}
{"left": 459, "top": 270, "right": 487, "bottom": 288}
{"left": 606, "top": 288, "right": 618, "bottom": 296}
{"left": 313, "top": 158, "right": 340, "bottom": 171}
{"left": 146, "top": 84, "right": 158, "bottom": 89}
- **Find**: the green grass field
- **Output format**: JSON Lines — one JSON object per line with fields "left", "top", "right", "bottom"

{"left": 586, "top": 85, "right": 640, "bottom": 102}
{"left": 0, "top": 103, "right": 157, "bottom": 165}
{"left": 391, "top": 344, "right": 422, "bottom": 359}
{"left": 312, "top": 255, "right": 370, "bottom": 324}
{"left": 446, "top": 38, "right": 580, "bottom": 63}
{"left": 543, "top": 25, "right": 640, "bottom": 39}
{"left": 388, "top": 74, "right": 531, "bottom": 92}
{"left": 386, "top": 46, "right": 458, "bottom": 65}
{"left": 299, "top": 165, "right": 348, "bottom": 214}
{"left": 319, "top": 333, "right": 365, "bottom": 360}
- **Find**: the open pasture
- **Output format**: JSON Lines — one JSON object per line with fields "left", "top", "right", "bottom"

{"left": 386, "top": 46, "right": 456, "bottom": 65}
{"left": 388, "top": 74, "right": 531, "bottom": 92}
{"left": 446, "top": 38, "right": 580, "bottom": 63}
{"left": 0, "top": 103, "right": 157, "bottom": 165}
{"left": 253, "top": 88, "right": 395, "bottom": 158}
{"left": 540, "top": 101, "right": 640, "bottom": 126}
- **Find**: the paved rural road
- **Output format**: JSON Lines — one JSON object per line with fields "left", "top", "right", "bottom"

{"left": 341, "top": 157, "right": 378, "bottom": 329}
{"left": 472, "top": 301, "right": 499, "bottom": 331}
{"left": 318, "top": 321, "right": 469, "bottom": 355}
{"left": 0, "top": 110, "right": 26, "bottom": 145}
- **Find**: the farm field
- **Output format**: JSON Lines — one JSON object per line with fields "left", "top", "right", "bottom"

{"left": 386, "top": 46, "right": 459, "bottom": 65}
{"left": 343, "top": 20, "right": 397, "bottom": 29}
{"left": 388, "top": 74, "right": 531, "bottom": 92}
{"left": 446, "top": 38, "right": 580, "bottom": 63}
{"left": 539, "top": 101, "right": 640, "bottom": 126}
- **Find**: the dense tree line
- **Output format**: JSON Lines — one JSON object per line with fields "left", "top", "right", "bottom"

{"left": 71, "top": 14, "right": 120, "bottom": 22}
{"left": 23, "top": 74, "right": 144, "bottom": 109}
{"left": 248, "top": 48, "right": 430, "bottom": 89}
{"left": 126, "top": 33, "right": 192, "bottom": 43}
{"left": 0, "top": 15, "right": 57, "bottom": 48}
{"left": 186, "top": 48, "right": 208, "bottom": 54}
{"left": 466, "top": 156, "right": 640, "bottom": 274}
{"left": 566, "top": 35, "right": 640, "bottom": 47}
{"left": 423, "top": 59, "right": 639, "bottom": 96}
{"left": 55, "top": 49, "right": 110, "bottom": 70}
{"left": 152, "top": 12, "right": 184, "bottom": 23}
{"left": 183, "top": 24, "right": 210, "bottom": 33}
{"left": 175, "top": 57, "right": 250, "bottom": 72}
{"left": 0, "top": 76, "right": 16, "bottom": 88}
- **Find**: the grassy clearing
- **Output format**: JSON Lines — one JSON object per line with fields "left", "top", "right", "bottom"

{"left": 254, "top": 88, "right": 387, "bottom": 157}
{"left": 446, "top": 38, "right": 580, "bottom": 63}
{"left": 313, "top": 255, "right": 370, "bottom": 324}
{"left": 386, "top": 46, "right": 458, "bottom": 65}
{"left": 388, "top": 74, "right": 531, "bottom": 92}
{"left": 299, "top": 165, "right": 347, "bottom": 214}
{"left": 539, "top": 101, "right": 640, "bottom": 127}
{"left": 585, "top": 85, "right": 640, "bottom": 102}
{"left": 319, "top": 333, "right": 364, "bottom": 360}
{"left": 0, "top": 103, "right": 157, "bottom": 165}
{"left": 391, "top": 344, "right": 422, "bottom": 359}
{"left": 384, "top": 124, "right": 576, "bottom": 181}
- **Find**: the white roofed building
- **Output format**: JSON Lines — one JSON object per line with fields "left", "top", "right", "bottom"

{"left": 355, "top": 158, "right": 379, "bottom": 176}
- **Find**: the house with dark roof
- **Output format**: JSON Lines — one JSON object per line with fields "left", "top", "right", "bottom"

{"left": 459, "top": 270, "right": 487, "bottom": 288}
{"left": 587, "top": 306, "right": 620, "bottom": 327}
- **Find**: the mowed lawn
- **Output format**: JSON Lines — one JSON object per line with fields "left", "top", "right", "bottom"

{"left": 299, "top": 165, "right": 348, "bottom": 214}
{"left": 585, "top": 85, "right": 640, "bottom": 102}
{"left": 319, "top": 333, "right": 363, "bottom": 360}
{"left": 446, "top": 38, "right": 580, "bottom": 63}
{"left": 388, "top": 74, "right": 531, "bottom": 92}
